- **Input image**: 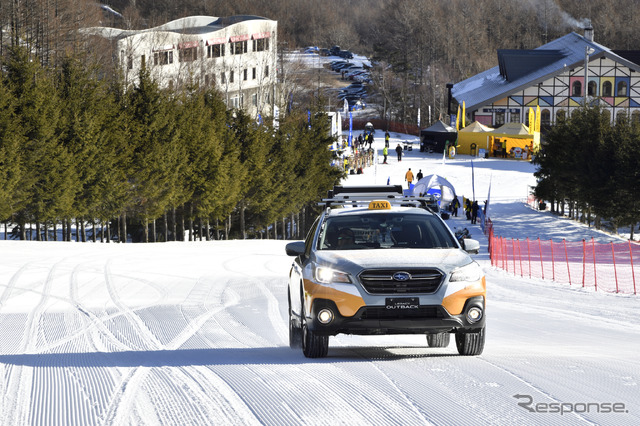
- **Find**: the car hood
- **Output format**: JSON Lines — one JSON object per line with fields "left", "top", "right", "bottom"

{"left": 313, "top": 249, "right": 472, "bottom": 274}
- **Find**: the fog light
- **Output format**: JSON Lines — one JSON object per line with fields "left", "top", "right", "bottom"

{"left": 467, "top": 307, "right": 483, "bottom": 323}
{"left": 317, "top": 309, "right": 334, "bottom": 324}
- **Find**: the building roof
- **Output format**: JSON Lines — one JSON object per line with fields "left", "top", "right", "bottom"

{"left": 452, "top": 32, "right": 640, "bottom": 112}
{"left": 81, "top": 15, "right": 273, "bottom": 41}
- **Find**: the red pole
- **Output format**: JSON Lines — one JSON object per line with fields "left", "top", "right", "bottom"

{"left": 582, "top": 239, "right": 586, "bottom": 287}
{"left": 527, "top": 238, "right": 532, "bottom": 278}
{"left": 629, "top": 240, "right": 637, "bottom": 295}
{"left": 539, "top": 238, "right": 544, "bottom": 280}
{"left": 551, "top": 239, "right": 555, "bottom": 281}
{"left": 592, "top": 237, "right": 597, "bottom": 292}
{"left": 512, "top": 238, "right": 516, "bottom": 275}
{"left": 611, "top": 242, "right": 619, "bottom": 293}
{"left": 503, "top": 237, "right": 507, "bottom": 271}
{"left": 564, "top": 239, "right": 571, "bottom": 286}
{"left": 518, "top": 238, "right": 523, "bottom": 277}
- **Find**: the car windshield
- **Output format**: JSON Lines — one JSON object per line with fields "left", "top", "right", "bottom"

{"left": 318, "top": 213, "right": 458, "bottom": 250}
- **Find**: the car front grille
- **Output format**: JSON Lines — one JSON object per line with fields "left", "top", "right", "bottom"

{"left": 359, "top": 269, "right": 444, "bottom": 294}
{"left": 358, "top": 306, "right": 444, "bottom": 320}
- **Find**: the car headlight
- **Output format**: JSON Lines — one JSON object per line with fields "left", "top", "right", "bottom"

{"left": 315, "top": 266, "right": 352, "bottom": 284}
{"left": 449, "top": 261, "right": 483, "bottom": 282}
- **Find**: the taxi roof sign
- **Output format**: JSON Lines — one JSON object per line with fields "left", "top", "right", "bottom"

{"left": 368, "top": 200, "right": 391, "bottom": 210}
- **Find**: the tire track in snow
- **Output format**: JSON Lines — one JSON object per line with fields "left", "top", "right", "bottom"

{"left": 101, "top": 256, "right": 176, "bottom": 424}
{"left": 2, "top": 257, "right": 68, "bottom": 426}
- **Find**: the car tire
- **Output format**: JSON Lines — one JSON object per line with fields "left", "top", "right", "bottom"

{"left": 426, "top": 332, "right": 450, "bottom": 348}
{"left": 288, "top": 291, "right": 302, "bottom": 349}
{"left": 455, "top": 327, "right": 485, "bottom": 356}
{"left": 301, "top": 300, "right": 329, "bottom": 358}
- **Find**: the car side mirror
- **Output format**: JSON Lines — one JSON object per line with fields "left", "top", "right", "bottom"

{"left": 285, "top": 241, "right": 306, "bottom": 257}
{"left": 462, "top": 238, "right": 480, "bottom": 254}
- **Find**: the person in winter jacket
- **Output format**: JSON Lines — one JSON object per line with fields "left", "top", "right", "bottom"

{"left": 471, "top": 200, "right": 480, "bottom": 224}
{"left": 395, "top": 144, "right": 403, "bottom": 161}
{"left": 382, "top": 146, "right": 388, "bottom": 164}
{"left": 405, "top": 168, "right": 414, "bottom": 189}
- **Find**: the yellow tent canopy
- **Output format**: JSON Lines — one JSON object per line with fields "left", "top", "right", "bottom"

{"left": 456, "top": 121, "right": 494, "bottom": 155}
{"left": 489, "top": 123, "right": 540, "bottom": 159}
{"left": 491, "top": 122, "right": 532, "bottom": 139}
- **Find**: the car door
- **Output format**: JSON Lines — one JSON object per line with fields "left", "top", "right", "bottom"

{"left": 289, "top": 216, "right": 321, "bottom": 316}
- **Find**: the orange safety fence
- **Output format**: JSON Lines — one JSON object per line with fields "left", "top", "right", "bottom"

{"left": 484, "top": 217, "right": 638, "bottom": 295}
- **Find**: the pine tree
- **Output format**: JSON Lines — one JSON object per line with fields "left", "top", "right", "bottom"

{"left": 0, "top": 78, "right": 25, "bottom": 223}
{"left": 5, "top": 46, "right": 75, "bottom": 239}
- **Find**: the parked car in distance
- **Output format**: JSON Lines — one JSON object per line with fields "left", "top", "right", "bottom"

{"left": 319, "top": 48, "right": 331, "bottom": 56}
{"left": 330, "top": 45, "right": 341, "bottom": 56}
{"left": 338, "top": 50, "right": 354, "bottom": 59}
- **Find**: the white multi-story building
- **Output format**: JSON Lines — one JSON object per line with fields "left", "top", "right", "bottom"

{"left": 86, "top": 15, "right": 277, "bottom": 117}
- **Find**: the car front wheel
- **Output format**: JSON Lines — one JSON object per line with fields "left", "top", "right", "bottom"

{"left": 301, "top": 301, "right": 329, "bottom": 358}
{"left": 455, "top": 327, "right": 485, "bottom": 356}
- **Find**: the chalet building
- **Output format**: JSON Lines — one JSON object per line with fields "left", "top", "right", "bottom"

{"left": 85, "top": 15, "right": 278, "bottom": 118}
{"left": 452, "top": 24, "right": 640, "bottom": 129}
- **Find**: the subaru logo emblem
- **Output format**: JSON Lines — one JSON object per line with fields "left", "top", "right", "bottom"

{"left": 393, "top": 272, "right": 411, "bottom": 281}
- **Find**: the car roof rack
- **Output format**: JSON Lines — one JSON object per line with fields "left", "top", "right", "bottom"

{"left": 328, "top": 185, "right": 403, "bottom": 199}
{"left": 321, "top": 185, "right": 438, "bottom": 213}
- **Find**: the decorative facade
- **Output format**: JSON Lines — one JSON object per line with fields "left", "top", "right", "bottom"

{"left": 85, "top": 16, "right": 278, "bottom": 118}
{"left": 452, "top": 26, "right": 640, "bottom": 129}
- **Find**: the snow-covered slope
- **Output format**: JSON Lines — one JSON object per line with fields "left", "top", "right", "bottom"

{"left": 1, "top": 133, "right": 638, "bottom": 425}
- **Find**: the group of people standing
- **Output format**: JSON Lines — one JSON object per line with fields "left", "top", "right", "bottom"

{"left": 463, "top": 198, "right": 481, "bottom": 224}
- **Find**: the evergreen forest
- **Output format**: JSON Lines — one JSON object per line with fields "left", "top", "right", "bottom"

{"left": 0, "top": 46, "right": 343, "bottom": 241}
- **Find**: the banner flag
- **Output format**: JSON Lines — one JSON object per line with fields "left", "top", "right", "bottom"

{"left": 462, "top": 101, "right": 466, "bottom": 128}
{"left": 471, "top": 159, "right": 476, "bottom": 201}
{"left": 348, "top": 112, "right": 353, "bottom": 147}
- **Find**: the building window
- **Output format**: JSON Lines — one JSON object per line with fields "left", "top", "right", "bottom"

{"left": 154, "top": 51, "right": 173, "bottom": 66}
{"left": 243, "top": 69, "right": 248, "bottom": 81}
{"left": 541, "top": 109, "right": 550, "bottom": 127}
{"left": 617, "top": 81, "right": 628, "bottom": 96}
{"left": 252, "top": 93, "right": 258, "bottom": 107}
{"left": 556, "top": 110, "right": 566, "bottom": 123}
{"left": 253, "top": 38, "right": 269, "bottom": 52}
{"left": 572, "top": 81, "right": 582, "bottom": 96}
{"left": 230, "top": 96, "right": 239, "bottom": 108}
{"left": 221, "top": 72, "right": 226, "bottom": 84}
{"left": 602, "top": 81, "right": 612, "bottom": 96}
{"left": 231, "top": 40, "right": 247, "bottom": 55}
{"left": 252, "top": 67, "right": 256, "bottom": 79}
{"left": 494, "top": 111, "right": 505, "bottom": 126}
{"left": 230, "top": 71, "right": 234, "bottom": 83}
{"left": 179, "top": 47, "right": 198, "bottom": 62}
{"left": 588, "top": 81, "right": 597, "bottom": 96}
{"left": 265, "top": 66, "right": 269, "bottom": 78}
{"left": 509, "top": 110, "right": 520, "bottom": 123}
{"left": 207, "top": 44, "right": 225, "bottom": 58}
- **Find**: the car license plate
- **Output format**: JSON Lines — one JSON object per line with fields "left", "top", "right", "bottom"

{"left": 385, "top": 297, "right": 419, "bottom": 310}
